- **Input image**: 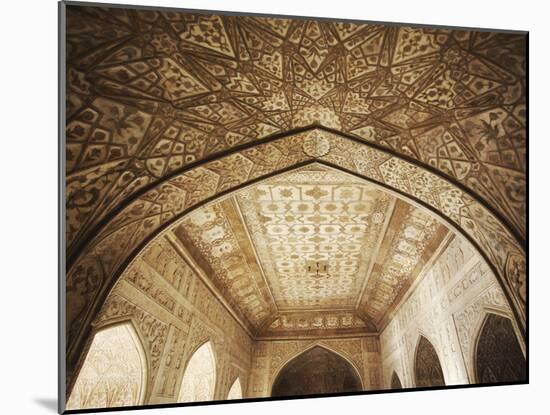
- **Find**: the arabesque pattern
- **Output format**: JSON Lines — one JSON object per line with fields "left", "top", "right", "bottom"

{"left": 66, "top": 129, "right": 525, "bottom": 376}
{"left": 66, "top": 6, "right": 526, "bottom": 258}
{"left": 64, "top": 5, "right": 526, "bottom": 394}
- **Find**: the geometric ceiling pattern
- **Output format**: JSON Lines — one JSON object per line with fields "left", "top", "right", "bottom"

{"left": 64, "top": 4, "right": 526, "bottom": 383}
{"left": 66, "top": 6, "right": 526, "bottom": 264}
{"left": 235, "top": 167, "right": 394, "bottom": 312}
{"left": 174, "top": 164, "right": 449, "bottom": 335}
{"left": 64, "top": 127, "right": 526, "bottom": 387}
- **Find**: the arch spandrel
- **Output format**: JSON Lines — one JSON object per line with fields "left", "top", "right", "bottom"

{"left": 66, "top": 128, "right": 526, "bottom": 387}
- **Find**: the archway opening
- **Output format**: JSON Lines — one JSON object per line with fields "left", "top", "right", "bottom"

{"left": 271, "top": 346, "right": 362, "bottom": 397}
{"left": 227, "top": 377, "right": 243, "bottom": 400}
{"left": 177, "top": 341, "right": 217, "bottom": 403}
{"left": 391, "top": 371, "right": 403, "bottom": 389}
{"left": 475, "top": 313, "right": 526, "bottom": 383}
{"left": 66, "top": 323, "right": 146, "bottom": 410}
{"left": 65, "top": 127, "right": 527, "bottom": 381}
{"left": 65, "top": 129, "right": 527, "bottom": 393}
{"left": 414, "top": 336, "right": 445, "bottom": 388}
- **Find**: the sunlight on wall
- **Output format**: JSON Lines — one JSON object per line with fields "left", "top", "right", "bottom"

{"left": 227, "top": 378, "right": 242, "bottom": 400}
{"left": 178, "top": 342, "right": 216, "bottom": 402}
{"left": 66, "top": 323, "right": 145, "bottom": 410}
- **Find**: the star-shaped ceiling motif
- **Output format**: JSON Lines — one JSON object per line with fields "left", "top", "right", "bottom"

{"left": 65, "top": 6, "right": 526, "bottom": 263}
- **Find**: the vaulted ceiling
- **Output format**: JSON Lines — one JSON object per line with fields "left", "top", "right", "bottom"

{"left": 169, "top": 164, "right": 448, "bottom": 336}
{"left": 66, "top": 5, "right": 526, "bottom": 266}
{"left": 64, "top": 5, "right": 526, "bottom": 347}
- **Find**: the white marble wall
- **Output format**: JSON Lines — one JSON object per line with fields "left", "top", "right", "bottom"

{"left": 92, "top": 237, "right": 253, "bottom": 405}
{"left": 380, "top": 235, "right": 523, "bottom": 388}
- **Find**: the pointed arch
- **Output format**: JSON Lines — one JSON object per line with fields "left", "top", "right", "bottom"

{"left": 474, "top": 313, "right": 526, "bottom": 383}
{"left": 414, "top": 335, "right": 445, "bottom": 388}
{"left": 227, "top": 377, "right": 243, "bottom": 400}
{"left": 66, "top": 321, "right": 147, "bottom": 410}
{"left": 177, "top": 341, "right": 217, "bottom": 403}
{"left": 390, "top": 371, "right": 403, "bottom": 389}
{"left": 271, "top": 345, "right": 362, "bottom": 397}
{"left": 65, "top": 128, "right": 526, "bottom": 387}
{"left": 269, "top": 342, "right": 364, "bottom": 392}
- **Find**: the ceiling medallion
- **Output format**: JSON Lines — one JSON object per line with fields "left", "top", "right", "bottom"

{"left": 306, "top": 260, "right": 331, "bottom": 279}
{"left": 302, "top": 131, "right": 331, "bottom": 157}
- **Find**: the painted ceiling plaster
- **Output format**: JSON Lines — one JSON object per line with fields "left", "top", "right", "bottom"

{"left": 66, "top": 6, "right": 526, "bottom": 261}
{"left": 174, "top": 165, "right": 448, "bottom": 335}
